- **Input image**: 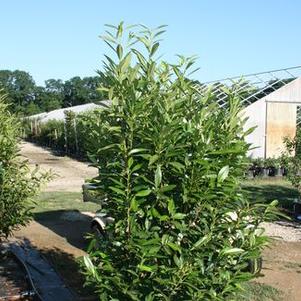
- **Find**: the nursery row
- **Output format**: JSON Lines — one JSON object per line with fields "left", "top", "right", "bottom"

{"left": 23, "top": 113, "right": 289, "bottom": 181}
{"left": 22, "top": 109, "right": 101, "bottom": 159}
{"left": 247, "top": 158, "right": 287, "bottom": 178}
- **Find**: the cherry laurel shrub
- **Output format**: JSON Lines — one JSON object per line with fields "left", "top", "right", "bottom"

{"left": 82, "top": 23, "right": 278, "bottom": 300}
{"left": 281, "top": 132, "right": 301, "bottom": 193}
{"left": 0, "top": 90, "right": 49, "bottom": 239}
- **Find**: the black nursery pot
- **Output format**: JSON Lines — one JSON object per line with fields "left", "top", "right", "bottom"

{"left": 247, "top": 168, "right": 256, "bottom": 178}
{"left": 267, "top": 167, "right": 276, "bottom": 177}
{"left": 275, "top": 167, "right": 282, "bottom": 177}
{"left": 281, "top": 167, "right": 287, "bottom": 176}
{"left": 294, "top": 202, "right": 301, "bottom": 216}
{"left": 261, "top": 168, "right": 269, "bottom": 177}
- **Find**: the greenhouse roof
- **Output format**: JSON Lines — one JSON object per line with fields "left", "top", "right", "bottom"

{"left": 195, "top": 65, "right": 301, "bottom": 107}
{"left": 27, "top": 102, "right": 108, "bottom": 123}
{"left": 27, "top": 66, "right": 301, "bottom": 121}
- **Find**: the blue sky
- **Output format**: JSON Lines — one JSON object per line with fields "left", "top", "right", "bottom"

{"left": 1, "top": 0, "right": 300, "bottom": 85}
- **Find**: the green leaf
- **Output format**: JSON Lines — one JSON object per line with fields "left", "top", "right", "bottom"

{"left": 136, "top": 189, "right": 152, "bottom": 197}
{"left": 217, "top": 165, "right": 229, "bottom": 183}
{"left": 145, "top": 293, "right": 155, "bottom": 301}
{"left": 128, "top": 157, "right": 134, "bottom": 169}
{"left": 269, "top": 200, "right": 278, "bottom": 207}
{"left": 192, "top": 235, "right": 210, "bottom": 250}
{"left": 159, "top": 185, "right": 176, "bottom": 193}
{"left": 149, "top": 154, "right": 159, "bottom": 166}
{"left": 116, "top": 44, "right": 123, "bottom": 59}
{"left": 167, "top": 199, "right": 175, "bottom": 214}
{"left": 109, "top": 186, "right": 125, "bottom": 196}
{"left": 151, "top": 207, "right": 160, "bottom": 218}
{"left": 129, "top": 148, "right": 148, "bottom": 156}
{"left": 130, "top": 198, "right": 138, "bottom": 211}
{"left": 131, "top": 163, "right": 142, "bottom": 173}
{"left": 83, "top": 256, "right": 96, "bottom": 276}
{"left": 173, "top": 254, "right": 183, "bottom": 268}
{"left": 155, "top": 165, "right": 162, "bottom": 188}
{"left": 117, "top": 21, "right": 124, "bottom": 38}
{"left": 138, "top": 264, "right": 156, "bottom": 272}
{"left": 173, "top": 213, "right": 186, "bottom": 220}
{"left": 99, "top": 143, "right": 118, "bottom": 151}
{"left": 120, "top": 52, "right": 132, "bottom": 72}
{"left": 150, "top": 42, "right": 159, "bottom": 56}
{"left": 108, "top": 87, "right": 114, "bottom": 99}
{"left": 169, "top": 162, "right": 185, "bottom": 171}
{"left": 167, "top": 242, "right": 181, "bottom": 252}
{"left": 220, "top": 248, "right": 244, "bottom": 256}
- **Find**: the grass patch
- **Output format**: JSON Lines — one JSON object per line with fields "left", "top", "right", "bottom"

{"left": 242, "top": 178, "right": 298, "bottom": 210}
{"left": 239, "top": 282, "right": 282, "bottom": 301}
{"left": 34, "top": 178, "right": 296, "bottom": 215}
{"left": 33, "top": 191, "right": 100, "bottom": 214}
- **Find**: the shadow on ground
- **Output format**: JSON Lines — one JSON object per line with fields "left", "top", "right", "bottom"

{"left": 40, "top": 246, "right": 97, "bottom": 300}
{"left": 243, "top": 184, "right": 299, "bottom": 210}
{"left": 34, "top": 210, "right": 92, "bottom": 250}
{"left": 0, "top": 247, "right": 31, "bottom": 299}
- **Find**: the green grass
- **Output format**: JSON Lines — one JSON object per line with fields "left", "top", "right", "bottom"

{"left": 34, "top": 178, "right": 298, "bottom": 215}
{"left": 242, "top": 177, "right": 298, "bottom": 210}
{"left": 33, "top": 191, "right": 100, "bottom": 213}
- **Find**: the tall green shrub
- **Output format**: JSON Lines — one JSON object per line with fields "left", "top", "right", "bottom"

{"left": 0, "top": 90, "right": 49, "bottom": 239}
{"left": 282, "top": 130, "right": 301, "bottom": 193}
{"left": 82, "top": 23, "right": 278, "bottom": 300}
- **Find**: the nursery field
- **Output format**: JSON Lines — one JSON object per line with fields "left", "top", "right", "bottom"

{"left": 10, "top": 142, "right": 301, "bottom": 300}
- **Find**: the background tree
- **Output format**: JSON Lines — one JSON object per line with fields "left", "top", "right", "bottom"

{"left": 0, "top": 70, "right": 105, "bottom": 115}
{"left": 0, "top": 70, "right": 36, "bottom": 113}
{"left": 63, "top": 76, "right": 102, "bottom": 107}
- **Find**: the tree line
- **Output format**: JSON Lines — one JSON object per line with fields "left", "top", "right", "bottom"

{"left": 0, "top": 70, "right": 104, "bottom": 116}
{"left": 0, "top": 69, "right": 293, "bottom": 117}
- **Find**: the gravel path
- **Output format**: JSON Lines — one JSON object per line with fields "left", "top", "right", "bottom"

{"left": 263, "top": 221, "right": 301, "bottom": 242}
{"left": 20, "top": 141, "right": 97, "bottom": 192}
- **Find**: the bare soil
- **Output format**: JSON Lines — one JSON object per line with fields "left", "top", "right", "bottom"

{"left": 13, "top": 141, "right": 98, "bottom": 298}
{"left": 259, "top": 240, "right": 301, "bottom": 301}
{"left": 20, "top": 141, "right": 97, "bottom": 192}
{"left": 12, "top": 141, "right": 301, "bottom": 300}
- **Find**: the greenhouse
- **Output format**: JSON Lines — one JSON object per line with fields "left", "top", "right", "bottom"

{"left": 198, "top": 65, "right": 301, "bottom": 158}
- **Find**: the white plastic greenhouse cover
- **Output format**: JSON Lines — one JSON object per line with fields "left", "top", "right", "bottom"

{"left": 27, "top": 102, "right": 108, "bottom": 123}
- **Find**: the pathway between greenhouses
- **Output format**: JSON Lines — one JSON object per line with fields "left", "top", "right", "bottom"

{"left": 12, "top": 141, "right": 301, "bottom": 300}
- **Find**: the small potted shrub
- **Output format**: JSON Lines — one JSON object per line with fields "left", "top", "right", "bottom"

{"left": 273, "top": 158, "right": 283, "bottom": 177}
{"left": 265, "top": 158, "right": 276, "bottom": 177}
{"left": 251, "top": 158, "right": 263, "bottom": 177}
{"left": 246, "top": 158, "right": 255, "bottom": 178}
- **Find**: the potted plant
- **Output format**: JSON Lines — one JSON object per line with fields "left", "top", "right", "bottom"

{"left": 265, "top": 158, "right": 276, "bottom": 176}
{"left": 251, "top": 158, "right": 263, "bottom": 177}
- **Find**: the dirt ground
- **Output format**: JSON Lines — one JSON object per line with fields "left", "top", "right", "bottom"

{"left": 13, "top": 141, "right": 301, "bottom": 300}
{"left": 259, "top": 240, "right": 301, "bottom": 301}
{"left": 13, "top": 142, "right": 98, "bottom": 297}
{"left": 20, "top": 141, "right": 97, "bottom": 192}
{"left": 16, "top": 142, "right": 98, "bottom": 252}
